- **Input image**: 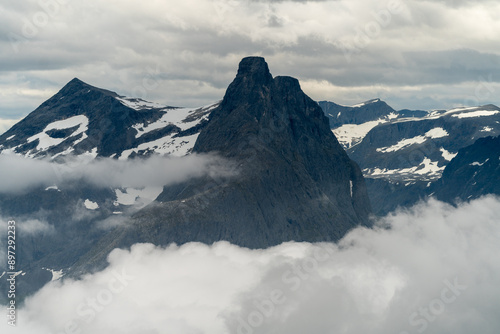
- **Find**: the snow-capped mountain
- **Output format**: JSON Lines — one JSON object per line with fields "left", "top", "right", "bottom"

{"left": 319, "top": 99, "right": 430, "bottom": 150}
{"left": 0, "top": 78, "right": 218, "bottom": 159}
{"left": 325, "top": 102, "right": 500, "bottom": 182}
{"left": 321, "top": 100, "right": 500, "bottom": 215}
{"left": 0, "top": 79, "right": 220, "bottom": 304}
{"left": 0, "top": 78, "right": 220, "bottom": 215}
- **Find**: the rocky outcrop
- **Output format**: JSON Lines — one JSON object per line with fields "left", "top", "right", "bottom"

{"left": 74, "top": 56, "right": 372, "bottom": 271}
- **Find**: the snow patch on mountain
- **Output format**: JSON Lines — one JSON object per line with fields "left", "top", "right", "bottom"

{"left": 119, "top": 133, "right": 199, "bottom": 159}
{"left": 333, "top": 120, "right": 384, "bottom": 149}
{"left": 470, "top": 159, "right": 490, "bottom": 167}
{"left": 42, "top": 268, "right": 64, "bottom": 281}
{"left": 132, "top": 103, "right": 216, "bottom": 138}
{"left": 84, "top": 199, "right": 99, "bottom": 210}
{"left": 116, "top": 96, "right": 167, "bottom": 110}
{"left": 387, "top": 112, "right": 398, "bottom": 119}
{"left": 27, "top": 115, "right": 89, "bottom": 151}
{"left": 452, "top": 109, "right": 499, "bottom": 119}
{"left": 425, "top": 127, "right": 449, "bottom": 138}
{"left": 364, "top": 157, "right": 445, "bottom": 181}
{"left": 350, "top": 98, "right": 380, "bottom": 108}
{"left": 114, "top": 186, "right": 163, "bottom": 208}
{"left": 376, "top": 136, "right": 427, "bottom": 153}
{"left": 376, "top": 128, "right": 448, "bottom": 153}
{"left": 440, "top": 147, "right": 458, "bottom": 161}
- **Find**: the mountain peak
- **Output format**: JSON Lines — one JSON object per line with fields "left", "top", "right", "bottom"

{"left": 32, "top": 56, "right": 372, "bottom": 274}
{"left": 237, "top": 56, "right": 271, "bottom": 75}
{"left": 154, "top": 56, "right": 371, "bottom": 246}
{"left": 61, "top": 77, "right": 90, "bottom": 90}
{"left": 68, "top": 77, "right": 85, "bottom": 84}
{"left": 57, "top": 78, "right": 117, "bottom": 98}
{"left": 234, "top": 56, "right": 273, "bottom": 86}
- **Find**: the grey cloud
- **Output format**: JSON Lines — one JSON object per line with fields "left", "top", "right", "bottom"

{"left": 433, "top": 0, "right": 495, "bottom": 8}
{"left": 400, "top": 49, "right": 500, "bottom": 85}
{"left": 94, "top": 214, "right": 129, "bottom": 230}
{"left": 2, "top": 0, "right": 500, "bottom": 119}
{"left": 0, "top": 154, "right": 236, "bottom": 194}
{"left": 2, "top": 196, "right": 500, "bottom": 333}
{"left": 17, "top": 218, "right": 54, "bottom": 235}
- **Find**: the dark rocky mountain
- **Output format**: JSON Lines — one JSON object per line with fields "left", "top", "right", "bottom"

{"left": 71, "top": 57, "right": 372, "bottom": 273}
{"left": 0, "top": 78, "right": 215, "bottom": 159}
{"left": 433, "top": 135, "right": 500, "bottom": 203}
{"left": 319, "top": 98, "right": 397, "bottom": 129}
{"left": 3, "top": 55, "right": 499, "bottom": 301}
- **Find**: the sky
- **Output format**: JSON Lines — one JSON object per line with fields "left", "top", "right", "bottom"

{"left": 1, "top": 0, "right": 500, "bottom": 134}
{"left": 2, "top": 196, "right": 500, "bottom": 333}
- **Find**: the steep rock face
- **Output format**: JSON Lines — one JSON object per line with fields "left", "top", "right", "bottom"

{"left": 433, "top": 135, "right": 500, "bottom": 203}
{"left": 77, "top": 57, "right": 371, "bottom": 268}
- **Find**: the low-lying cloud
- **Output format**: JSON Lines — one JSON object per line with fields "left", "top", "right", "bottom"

{"left": 2, "top": 196, "right": 499, "bottom": 333}
{"left": 0, "top": 153, "right": 236, "bottom": 193}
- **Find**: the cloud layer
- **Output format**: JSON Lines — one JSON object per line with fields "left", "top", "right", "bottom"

{"left": 1, "top": 0, "right": 500, "bottom": 131}
{"left": 0, "top": 153, "right": 235, "bottom": 193}
{"left": 2, "top": 196, "right": 500, "bottom": 333}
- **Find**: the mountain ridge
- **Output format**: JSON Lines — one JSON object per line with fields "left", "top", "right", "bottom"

{"left": 69, "top": 56, "right": 372, "bottom": 273}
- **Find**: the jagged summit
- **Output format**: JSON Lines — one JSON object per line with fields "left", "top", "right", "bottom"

{"left": 194, "top": 58, "right": 333, "bottom": 159}
{"left": 235, "top": 56, "right": 273, "bottom": 83}
{"left": 73, "top": 56, "right": 372, "bottom": 269}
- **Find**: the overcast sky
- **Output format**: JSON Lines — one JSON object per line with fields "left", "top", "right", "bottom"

{"left": 2, "top": 0, "right": 500, "bottom": 133}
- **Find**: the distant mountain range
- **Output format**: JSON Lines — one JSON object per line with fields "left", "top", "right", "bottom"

{"left": 319, "top": 98, "right": 500, "bottom": 214}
